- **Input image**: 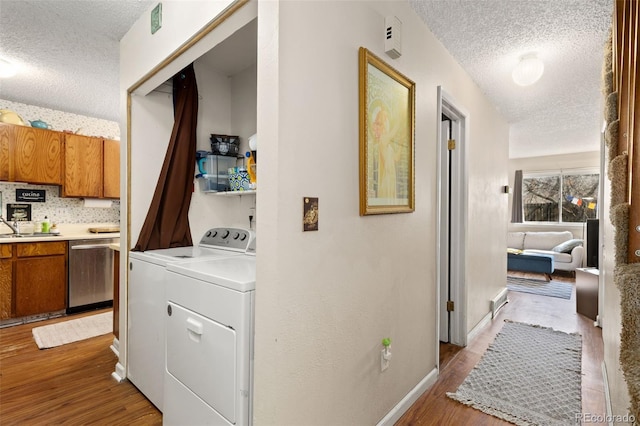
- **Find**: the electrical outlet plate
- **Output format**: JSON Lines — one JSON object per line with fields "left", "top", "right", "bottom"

{"left": 381, "top": 349, "right": 390, "bottom": 372}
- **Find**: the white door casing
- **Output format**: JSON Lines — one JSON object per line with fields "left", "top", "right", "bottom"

{"left": 436, "top": 87, "right": 468, "bottom": 351}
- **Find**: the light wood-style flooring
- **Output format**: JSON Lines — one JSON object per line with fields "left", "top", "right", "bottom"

{"left": 398, "top": 272, "right": 605, "bottom": 425}
{"left": 0, "top": 309, "right": 162, "bottom": 425}
{"left": 0, "top": 272, "right": 604, "bottom": 425}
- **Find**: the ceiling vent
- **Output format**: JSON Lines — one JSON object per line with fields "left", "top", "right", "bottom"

{"left": 385, "top": 16, "right": 402, "bottom": 59}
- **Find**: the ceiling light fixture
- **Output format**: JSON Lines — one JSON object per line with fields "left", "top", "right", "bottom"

{"left": 0, "top": 58, "right": 17, "bottom": 78}
{"left": 512, "top": 54, "right": 544, "bottom": 86}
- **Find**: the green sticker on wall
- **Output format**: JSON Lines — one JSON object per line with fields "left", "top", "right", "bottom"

{"left": 151, "top": 3, "right": 162, "bottom": 35}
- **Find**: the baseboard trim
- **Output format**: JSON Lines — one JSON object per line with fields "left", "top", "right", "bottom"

{"left": 376, "top": 368, "right": 438, "bottom": 426}
{"left": 110, "top": 337, "right": 120, "bottom": 357}
{"left": 490, "top": 288, "right": 509, "bottom": 318}
{"left": 467, "top": 311, "right": 492, "bottom": 344}
{"left": 111, "top": 362, "right": 126, "bottom": 383}
{"left": 602, "top": 361, "right": 613, "bottom": 426}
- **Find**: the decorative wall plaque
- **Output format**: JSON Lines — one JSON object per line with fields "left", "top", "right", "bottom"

{"left": 7, "top": 203, "right": 31, "bottom": 221}
{"left": 16, "top": 189, "right": 46, "bottom": 203}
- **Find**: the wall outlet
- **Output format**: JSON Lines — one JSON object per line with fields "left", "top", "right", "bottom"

{"left": 381, "top": 348, "right": 390, "bottom": 372}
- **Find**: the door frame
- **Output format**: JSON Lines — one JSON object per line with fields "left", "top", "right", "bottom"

{"left": 436, "top": 87, "right": 468, "bottom": 352}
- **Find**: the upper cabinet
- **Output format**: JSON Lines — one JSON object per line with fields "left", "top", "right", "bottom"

{"left": 0, "top": 123, "right": 63, "bottom": 185}
{"left": 0, "top": 123, "right": 120, "bottom": 199}
{"left": 62, "top": 134, "right": 103, "bottom": 198}
{"left": 103, "top": 138, "right": 120, "bottom": 199}
{"left": 0, "top": 124, "right": 11, "bottom": 181}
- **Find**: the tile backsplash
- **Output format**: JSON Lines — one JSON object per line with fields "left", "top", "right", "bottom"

{"left": 0, "top": 183, "right": 120, "bottom": 224}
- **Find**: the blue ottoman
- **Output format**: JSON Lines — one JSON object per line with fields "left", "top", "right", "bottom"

{"left": 508, "top": 252, "right": 555, "bottom": 280}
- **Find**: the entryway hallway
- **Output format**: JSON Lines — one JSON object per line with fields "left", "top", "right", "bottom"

{"left": 397, "top": 274, "right": 605, "bottom": 425}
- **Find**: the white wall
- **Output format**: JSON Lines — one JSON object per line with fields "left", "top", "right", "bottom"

{"left": 121, "top": 0, "right": 508, "bottom": 423}
{"left": 508, "top": 151, "right": 600, "bottom": 238}
{"left": 120, "top": 1, "right": 238, "bottom": 94}
{"left": 254, "top": 1, "right": 508, "bottom": 424}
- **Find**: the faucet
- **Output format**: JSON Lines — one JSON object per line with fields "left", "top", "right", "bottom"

{"left": 0, "top": 216, "right": 19, "bottom": 235}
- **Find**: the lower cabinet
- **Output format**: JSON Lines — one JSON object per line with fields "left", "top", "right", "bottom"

{"left": 0, "top": 244, "right": 13, "bottom": 320}
{"left": 1, "top": 241, "right": 68, "bottom": 319}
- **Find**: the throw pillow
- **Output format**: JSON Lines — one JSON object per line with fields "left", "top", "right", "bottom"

{"left": 552, "top": 238, "right": 584, "bottom": 253}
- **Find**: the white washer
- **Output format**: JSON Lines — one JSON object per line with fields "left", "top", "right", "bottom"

{"left": 163, "top": 249, "right": 256, "bottom": 425}
{"left": 127, "top": 228, "right": 254, "bottom": 411}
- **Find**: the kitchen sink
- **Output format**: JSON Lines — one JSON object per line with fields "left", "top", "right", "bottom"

{"left": 0, "top": 233, "right": 62, "bottom": 238}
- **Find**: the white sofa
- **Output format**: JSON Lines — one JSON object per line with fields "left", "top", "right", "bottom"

{"left": 507, "top": 231, "right": 584, "bottom": 272}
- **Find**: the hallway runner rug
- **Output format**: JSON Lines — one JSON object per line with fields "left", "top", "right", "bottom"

{"left": 32, "top": 311, "right": 112, "bottom": 349}
{"left": 506, "top": 276, "right": 572, "bottom": 299}
{"left": 447, "top": 321, "right": 582, "bottom": 426}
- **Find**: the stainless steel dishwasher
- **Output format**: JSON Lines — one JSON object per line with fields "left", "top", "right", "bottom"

{"left": 67, "top": 238, "right": 119, "bottom": 313}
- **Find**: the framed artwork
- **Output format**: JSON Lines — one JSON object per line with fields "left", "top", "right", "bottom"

{"left": 359, "top": 47, "right": 415, "bottom": 215}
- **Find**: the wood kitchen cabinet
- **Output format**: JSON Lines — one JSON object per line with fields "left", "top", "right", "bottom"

{"left": 62, "top": 134, "right": 120, "bottom": 199}
{"left": 0, "top": 124, "right": 11, "bottom": 181}
{"left": 103, "top": 138, "right": 120, "bottom": 198}
{"left": 0, "top": 244, "right": 13, "bottom": 320}
{"left": 0, "top": 123, "right": 120, "bottom": 199}
{"left": 14, "top": 241, "right": 67, "bottom": 317}
{"left": 0, "top": 123, "right": 63, "bottom": 185}
{"left": 63, "top": 134, "right": 103, "bottom": 198}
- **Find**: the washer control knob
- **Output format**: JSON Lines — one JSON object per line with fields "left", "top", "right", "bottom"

{"left": 221, "top": 230, "right": 230, "bottom": 239}
{"left": 240, "top": 233, "right": 247, "bottom": 241}
{"left": 233, "top": 232, "right": 240, "bottom": 240}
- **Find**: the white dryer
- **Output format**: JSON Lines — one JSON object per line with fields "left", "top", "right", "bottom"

{"left": 163, "top": 250, "right": 256, "bottom": 425}
{"left": 127, "top": 228, "right": 254, "bottom": 411}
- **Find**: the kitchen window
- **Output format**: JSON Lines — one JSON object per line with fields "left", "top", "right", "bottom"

{"left": 522, "top": 170, "right": 599, "bottom": 223}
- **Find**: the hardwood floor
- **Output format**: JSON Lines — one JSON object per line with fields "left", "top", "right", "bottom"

{"left": 0, "top": 274, "right": 605, "bottom": 426}
{"left": 397, "top": 273, "right": 605, "bottom": 425}
{"left": 0, "top": 309, "right": 161, "bottom": 425}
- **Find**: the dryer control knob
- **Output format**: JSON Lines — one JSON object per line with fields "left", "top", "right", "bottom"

{"left": 233, "top": 232, "right": 240, "bottom": 240}
{"left": 221, "top": 230, "right": 230, "bottom": 239}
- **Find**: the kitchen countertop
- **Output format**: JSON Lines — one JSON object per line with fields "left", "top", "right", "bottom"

{"left": 0, "top": 223, "right": 120, "bottom": 244}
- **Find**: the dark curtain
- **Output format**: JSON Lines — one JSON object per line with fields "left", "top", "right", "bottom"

{"left": 511, "top": 169, "right": 523, "bottom": 223}
{"left": 133, "top": 64, "right": 198, "bottom": 251}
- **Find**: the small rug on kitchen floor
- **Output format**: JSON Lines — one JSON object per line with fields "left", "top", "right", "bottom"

{"left": 506, "top": 276, "right": 573, "bottom": 299}
{"left": 32, "top": 312, "right": 112, "bottom": 349}
{"left": 447, "top": 321, "right": 582, "bottom": 426}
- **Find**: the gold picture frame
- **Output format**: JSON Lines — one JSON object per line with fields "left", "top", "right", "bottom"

{"left": 359, "top": 47, "right": 415, "bottom": 215}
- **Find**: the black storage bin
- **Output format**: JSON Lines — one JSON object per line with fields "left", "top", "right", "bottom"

{"left": 210, "top": 134, "right": 240, "bottom": 157}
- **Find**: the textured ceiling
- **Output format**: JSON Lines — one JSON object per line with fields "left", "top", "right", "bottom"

{"left": 410, "top": 0, "right": 613, "bottom": 158}
{"left": 0, "top": 0, "right": 153, "bottom": 122}
{"left": 0, "top": 1, "right": 614, "bottom": 158}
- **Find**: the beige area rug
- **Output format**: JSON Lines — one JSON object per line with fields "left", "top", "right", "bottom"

{"left": 447, "top": 321, "right": 582, "bottom": 425}
{"left": 32, "top": 312, "right": 112, "bottom": 349}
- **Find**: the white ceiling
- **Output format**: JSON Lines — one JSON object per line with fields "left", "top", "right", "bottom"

{"left": 409, "top": 0, "right": 613, "bottom": 158}
{"left": 0, "top": 0, "right": 154, "bottom": 122}
{"left": 0, "top": 0, "right": 614, "bottom": 158}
